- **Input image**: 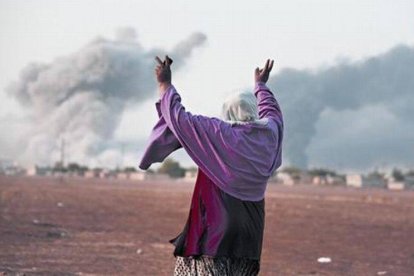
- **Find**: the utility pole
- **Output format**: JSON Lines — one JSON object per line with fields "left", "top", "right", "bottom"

{"left": 60, "top": 137, "right": 65, "bottom": 168}
{"left": 57, "top": 136, "right": 66, "bottom": 184}
{"left": 121, "top": 143, "right": 125, "bottom": 170}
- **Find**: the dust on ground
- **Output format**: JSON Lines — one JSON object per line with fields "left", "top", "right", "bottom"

{"left": 1, "top": 176, "right": 414, "bottom": 275}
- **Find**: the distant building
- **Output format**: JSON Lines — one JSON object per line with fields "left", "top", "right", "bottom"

{"left": 84, "top": 169, "right": 101, "bottom": 178}
{"left": 312, "top": 175, "right": 344, "bottom": 186}
{"left": 404, "top": 176, "right": 414, "bottom": 188}
{"left": 383, "top": 173, "right": 406, "bottom": 190}
{"left": 346, "top": 173, "right": 386, "bottom": 188}
{"left": 387, "top": 180, "right": 405, "bottom": 190}
{"left": 116, "top": 171, "right": 171, "bottom": 181}
{"left": 276, "top": 172, "right": 295, "bottom": 186}
{"left": 129, "top": 171, "right": 146, "bottom": 181}
{"left": 327, "top": 175, "right": 345, "bottom": 186}
{"left": 347, "top": 174, "right": 364, "bottom": 188}
{"left": 26, "top": 165, "right": 51, "bottom": 176}
{"left": 312, "top": 176, "right": 328, "bottom": 185}
{"left": 0, "top": 159, "right": 25, "bottom": 176}
{"left": 99, "top": 169, "right": 116, "bottom": 179}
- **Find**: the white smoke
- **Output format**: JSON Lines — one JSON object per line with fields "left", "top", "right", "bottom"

{"left": 4, "top": 27, "right": 207, "bottom": 167}
{"left": 269, "top": 44, "right": 414, "bottom": 170}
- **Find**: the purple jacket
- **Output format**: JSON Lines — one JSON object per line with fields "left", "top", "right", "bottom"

{"left": 139, "top": 82, "right": 283, "bottom": 201}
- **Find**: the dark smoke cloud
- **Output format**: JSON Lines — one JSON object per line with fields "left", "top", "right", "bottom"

{"left": 269, "top": 45, "right": 414, "bottom": 170}
{"left": 5, "top": 27, "right": 206, "bottom": 166}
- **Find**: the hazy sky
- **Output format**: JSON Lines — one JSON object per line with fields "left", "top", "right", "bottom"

{"left": 1, "top": 0, "right": 414, "bottom": 171}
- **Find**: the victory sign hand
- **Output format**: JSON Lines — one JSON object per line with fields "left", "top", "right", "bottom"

{"left": 255, "top": 59, "right": 274, "bottom": 84}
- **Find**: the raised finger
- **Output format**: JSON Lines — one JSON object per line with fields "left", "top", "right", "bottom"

{"left": 155, "top": 56, "right": 163, "bottom": 66}
{"left": 268, "top": 60, "right": 274, "bottom": 72}
{"left": 264, "top": 59, "right": 270, "bottom": 71}
{"left": 166, "top": 55, "right": 173, "bottom": 66}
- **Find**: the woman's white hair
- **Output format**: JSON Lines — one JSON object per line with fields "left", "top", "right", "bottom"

{"left": 221, "top": 92, "right": 267, "bottom": 125}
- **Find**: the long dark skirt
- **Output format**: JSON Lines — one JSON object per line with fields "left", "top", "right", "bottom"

{"left": 171, "top": 169, "right": 264, "bottom": 275}
{"left": 174, "top": 255, "right": 260, "bottom": 276}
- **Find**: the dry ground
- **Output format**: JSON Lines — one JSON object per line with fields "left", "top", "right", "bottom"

{"left": 0, "top": 175, "right": 414, "bottom": 275}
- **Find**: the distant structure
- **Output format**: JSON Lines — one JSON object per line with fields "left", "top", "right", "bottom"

{"left": 346, "top": 173, "right": 386, "bottom": 188}
{"left": 404, "top": 175, "right": 414, "bottom": 188}
{"left": 384, "top": 172, "right": 405, "bottom": 190}
{"left": 312, "top": 175, "right": 328, "bottom": 185}
{"left": 387, "top": 179, "right": 405, "bottom": 190}
{"left": 1, "top": 159, "right": 25, "bottom": 176}
{"left": 313, "top": 175, "right": 345, "bottom": 186}
{"left": 112, "top": 170, "right": 171, "bottom": 181}
{"left": 26, "top": 165, "right": 51, "bottom": 176}
{"left": 346, "top": 174, "right": 364, "bottom": 188}
{"left": 60, "top": 138, "right": 65, "bottom": 169}
{"left": 129, "top": 171, "right": 147, "bottom": 181}
{"left": 100, "top": 169, "right": 116, "bottom": 179}
{"left": 11, "top": 159, "right": 414, "bottom": 192}
{"left": 84, "top": 169, "right": 101, "bottom": 178}
{"left": 275, "top": 172, "right": 295, "bottom": 186}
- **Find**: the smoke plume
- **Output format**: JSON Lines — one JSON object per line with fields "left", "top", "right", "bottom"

{"left": 5, "top": 27, "right": 206, "bottom": 167}
{"left": 270, "top": 44, "right": 414, "bottom": 170}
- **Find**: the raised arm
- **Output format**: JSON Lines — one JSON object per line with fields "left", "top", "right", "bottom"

{"left": 138, "top": 57, "right": 182, "bottom": 170}
{"left": 140, "top": 55, "right": 213, "bottom": 171}
{"left": 255, "top": 82, "right": 283, "bottom": 122}
{"left": 158, "top": 84, "right": 232, "bottom": 182}
{"left": 254, "top": 59, "right": 283, "bottom": 124}
{"left": 145, "top": 56, "right": 283, "bottom": 200}
{"left": 153, "top": 55, "right": 234, "bottom": 187}
{"left": 138, "top": 101, "right": 182, "bottom": 170}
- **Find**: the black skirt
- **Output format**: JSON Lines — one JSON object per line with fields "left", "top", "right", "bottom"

{"left": 169, "top": 168, "right": 265, "bottom": 262}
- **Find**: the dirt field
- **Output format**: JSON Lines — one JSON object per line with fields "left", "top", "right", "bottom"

{"left": 0, "top": 175, "right": 413, "bottom": 276}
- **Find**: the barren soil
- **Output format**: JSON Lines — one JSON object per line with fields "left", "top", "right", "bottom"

{"left": 1, "top": 175, "right": 414, "bottom": 275}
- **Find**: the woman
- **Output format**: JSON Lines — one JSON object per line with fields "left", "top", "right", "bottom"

{"left": 139, "top": 56, "right": 283, "bottom": 275}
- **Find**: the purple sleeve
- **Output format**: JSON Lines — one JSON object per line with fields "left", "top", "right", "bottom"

{"left": 254, "top": 82, "right": 284, "bottom": 164}
{"left": 155, "top": 100, "right": 163, "bottom": 118}
{"left": 158, "top": 85, "right": 232, "bottom": 184}
{"left": 138, "top": 101, "right": 182, "bottom": 170}
{"left": 255, "top": 82, "right": 283, "bottom": 124}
